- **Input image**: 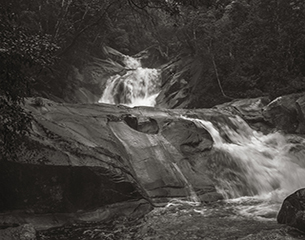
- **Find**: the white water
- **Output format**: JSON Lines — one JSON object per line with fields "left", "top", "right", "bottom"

{"left": 98, "top": 52, "right": 305, "bottom": 219}
{"left": 184, "top": 116, "right": 305, "bottom": 199}
{"left": 183, "top": 115, "right": 305, "bottom": 219}
{"left": 98, "top": 55, "right": 161, "bottom": 107}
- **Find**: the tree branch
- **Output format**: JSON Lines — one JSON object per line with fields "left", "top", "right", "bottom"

{"left": 56, "top": 1, "right": 118, "bottom": 57}
{"left": 208, "top": 46, "right": 234, "bottom": 99}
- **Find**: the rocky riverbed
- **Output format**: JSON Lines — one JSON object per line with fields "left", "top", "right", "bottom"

{"left": 37, "top": 199, "right": 305, "bottom": 240}
{"left": 1, "top": 93, "right": 305, "bottom": 239}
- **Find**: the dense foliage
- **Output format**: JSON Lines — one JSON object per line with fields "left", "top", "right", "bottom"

{"left": 0, "top": 5, "right": 58, "bottom": 158}
{"left": 156, "top": 0, "right": 305, "bottom": 107}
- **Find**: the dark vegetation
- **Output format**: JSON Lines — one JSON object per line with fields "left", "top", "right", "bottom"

{"left": 1, "top": 0, "right": 305, "bottom": 156}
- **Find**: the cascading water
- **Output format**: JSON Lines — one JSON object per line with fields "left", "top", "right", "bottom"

{"left": 98, "top": 52, "right": 305, "bottom": 220}
{"left": 194, "top": 116, "right": 305, "bottom": 198}
{"left": 183, "top": 115, "right": 305, "bottom": 218}
{"left": 98, "top": 55, "right": 161, "bottom": 107}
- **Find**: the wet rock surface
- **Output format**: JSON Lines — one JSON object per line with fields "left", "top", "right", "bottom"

{"left": 278, "top": 188, "right": 305, "bottom": 233}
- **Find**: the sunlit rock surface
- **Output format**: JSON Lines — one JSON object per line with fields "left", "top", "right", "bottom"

{"left": 18, "top": 98, "right": 224, "bottom": 207}
{"left": 277, "top": 188, "right": 305, "bottom": 233}
{"left": 0, "top": 97, "right": 227, "bottom": 229}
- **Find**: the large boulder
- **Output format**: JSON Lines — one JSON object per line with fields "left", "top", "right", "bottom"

{"left": 277, "top": 188, "right": 305, "bottom": 233}
{"left": 262, "top": 93, "right": 305, "bottom": 134}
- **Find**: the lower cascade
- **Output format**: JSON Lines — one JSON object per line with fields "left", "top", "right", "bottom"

{"left": 99, "top": 55, "right": 161, "bottom": 107}
{"left": 183, "top": 115, "right": 305, "bottom": 218}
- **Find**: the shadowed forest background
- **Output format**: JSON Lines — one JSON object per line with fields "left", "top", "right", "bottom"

{"left": 1, "top": 0, "right": 305, "bottom": 157}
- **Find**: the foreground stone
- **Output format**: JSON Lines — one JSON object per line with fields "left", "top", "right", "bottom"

{"left": 0, "top": 224, "right": 36, "bottom": 240}
{"left": 277, "top": 188, "right": 305, "bottom": 233}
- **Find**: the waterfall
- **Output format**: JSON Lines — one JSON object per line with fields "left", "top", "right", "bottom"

{"left": 97, "top": 51, "right": 305, "bottom": 218}
{"left": 98, "top": 55, "right": 161, "bottom": 107}
{"left": 182, "top": 116, "right": 305, "bottom": 202}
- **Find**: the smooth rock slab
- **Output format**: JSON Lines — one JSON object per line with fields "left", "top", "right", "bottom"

{"left": 20, "top": 98, "right": 221, "bottom": 206}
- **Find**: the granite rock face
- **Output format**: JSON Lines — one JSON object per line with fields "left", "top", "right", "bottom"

{"left": 1, "top": 98, "right": 225, "bottom": 215}
{"left": 277, "top": 188, "right": 305, "bottom": 233}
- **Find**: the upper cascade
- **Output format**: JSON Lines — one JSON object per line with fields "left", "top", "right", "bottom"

{"left": 99, "top": 55, "right": 161, "bottom": 107}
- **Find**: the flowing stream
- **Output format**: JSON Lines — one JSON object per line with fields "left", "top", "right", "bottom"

{"left": 187, "top": 116, "right": 305, "bottom": 199}
{"left": 183, "top": 115, "right": 305, "bottom": 219}
{"left": 99, "top": 55, "right": 305, "bottom": 220}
